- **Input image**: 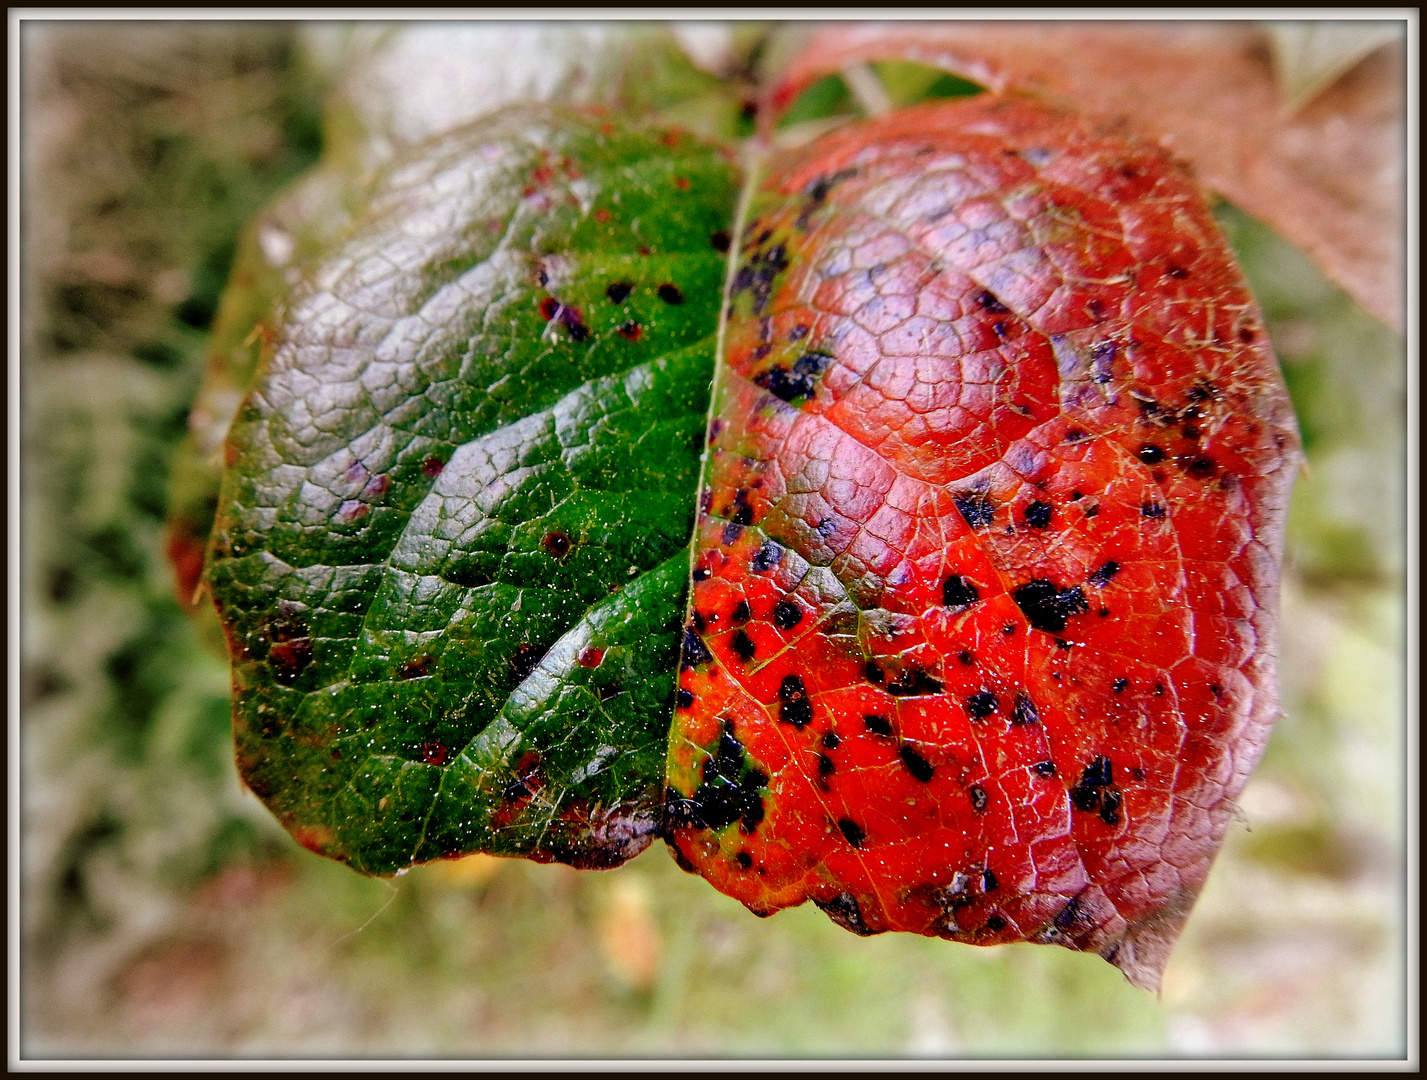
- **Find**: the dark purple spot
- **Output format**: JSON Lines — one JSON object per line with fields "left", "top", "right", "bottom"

{"left": 898, "top": 744, "right": 934, "bottom": 782}
{"left": 1099, "top": 788, "right": 1123, "bottom": 826}
{"left": 863, "top": 714, "right": 893, "bottom": 737}
{"left": 542, "top": 530, "right": 572, "bottom": 559}
{"left": 965, "top": 692, "right": 998, "bottom": 720}
{"left": 777, "top": 674, "right": 812, "bottom": 728}
{"left": 1011, "top": 692, "right": 1040, "bottom": 726}
{"left": 977, "top": 290, "right": 1009, "bottom": 314}
{"left": 942, "top": 574, "right": 980, "bottom": 609}
{"left": 1138, "top": 444, "right": 1166, "bottom": 464}
{"left": 605, "top": 281, "right": 633, "bottom": 304}
{"left": 837, "top": 818, "right": 865, "bottom": 848}
{"left": 954, "top": 492, "right": 996, "bottom": 529}
{"left": 1022, "top": 500, "right": 1053, "bottom": 529}
{"left": 864, "top": 661, "right": 884, "bottom": 685}
{"left": 400, "top": 655, "right": 434, "bottom": 680}
{"left": 710, "top": 230, "right": 731, "bottom": 253}
{"left": 969, "top": 785, "right": 988, "bottom": 813}
{"left": 1087, "top": 560, "right": 1120, "bottom": 588}
{"left": 773, "top": 599, "right": 803, "bottom": 631}
{"left": 681, "top": 626, "right": 713, "bottom": 669}
{"left": 510, "top": 643, "right": 544, "bottom": 682}
{"left": 1184, "top": 455, "right": 1218, "bottom": 479}
{"left": 731, "top": 630, "right": 756, "bottom": 662}
{"left": 676, "top": 688, "right": 694, "bottom": 709}
{"left": 732, "top": 600, "right": 751, "bottom": 624}
{"left": 1013, "top": 579, "right": 1089, "bottom": 635}
{"left": 886, "top": 667, "right": 944, "bottom": 697}
{"left": 1141, "top": 501, "right": 1166, "bottom": 519}
{"left": 751, "top": 540, "right": 783, "bottom": 572}
{"left": 658, "top": 283, "right": 685, "bottom": 305}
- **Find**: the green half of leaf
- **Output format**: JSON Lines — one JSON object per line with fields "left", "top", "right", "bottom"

{"left": 205, "top": 105, "right": 740, "bottom": 874}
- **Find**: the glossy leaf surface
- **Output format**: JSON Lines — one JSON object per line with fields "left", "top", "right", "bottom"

{"left": 665, "top": 97, "right": 1301, "bottom": 989}
{"left": 206, "top": 105, "right": 739, "bottom": 873}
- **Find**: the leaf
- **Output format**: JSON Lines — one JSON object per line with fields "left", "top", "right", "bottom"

{"left": 199, "top": 45, "right": 1306, "bottom": 988}
{"left": 205, "top": 105, "right": 740, "bottom": 873}
{"left": 665, "top": 96, "right": 1301, "bottom": 991}
{"left": 767, "top": 20, "right": 1406, "bottom": 332}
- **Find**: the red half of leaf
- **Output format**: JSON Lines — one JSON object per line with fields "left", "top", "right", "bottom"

{"left": 665, "top": 96, "right": 1301, "bottom": 991}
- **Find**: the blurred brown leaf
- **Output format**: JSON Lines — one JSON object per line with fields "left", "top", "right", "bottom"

{"left": 769, "top": 21, "right": 1406, "bottom": 332}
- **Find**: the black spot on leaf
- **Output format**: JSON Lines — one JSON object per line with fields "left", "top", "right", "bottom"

{"left": 1013, "top": 579, "right": 1089, "bottom": 634}
{"left": 751, "top": 541, "right": 783, "bottom": 572}
{"left": 731, "top": 630, "right": 756, "bottom": 662}
{"left": 863, "top": 714, "right": 893, "bottom": 737}
{"left": 773, "top": 599, "right": 803, "bottom": 630}
{"left": 681, "top": 626, "right": 713, "bottom": 669}
{"left": 954, "top": 491, "right": 996, "bottom": 529}
{"left": 885, "top": 667, "right": 944, "bottom": 697}
{"left": 1023, "top": 500, "right": 1053, "bottom": 529}
{"left": 815, "top": 891, "right": 875, "bottom": 935}
{"left": 837, "top": 818, "right": 865, "bottom": 848}
{"left": 942, "top": 574, "right": 980, "bottom": 608}
{"left": 965, "top": 692, "right": 998, "bottom": 720}
{"left": 899, "top": 744, "right": 934, "bottom": 782}
{"left": 510, "top": 643, "right": 545, "bottom": 682}
{"left": 1011, "top": 692, "right": 1041, "bottom": 725}
{"left": 777, "top": 674, "right": 813, "bottom": 729}
{"left": 1087, "top": 560, "right": 1120, "bottom": 588}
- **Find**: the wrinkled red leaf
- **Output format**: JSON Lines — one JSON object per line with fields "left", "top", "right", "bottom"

{"left": 769, "top": 21, "right": 1405, "bottom": 332}
{"left": 665, "top": 97, "right": 1301, "bottom": 990}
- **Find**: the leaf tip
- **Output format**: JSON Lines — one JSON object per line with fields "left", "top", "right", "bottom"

{"left": 1102, "top": 885, "right": 1200, "bottom": 993}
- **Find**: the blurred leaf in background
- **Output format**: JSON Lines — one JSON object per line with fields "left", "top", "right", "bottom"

{"left": 17, "top": 18, "right": 1409, "bottom": 1060}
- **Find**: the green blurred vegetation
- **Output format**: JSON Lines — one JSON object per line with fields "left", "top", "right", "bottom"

{"left": 20, "top": 22, "right": 1406, "bottom": 1059}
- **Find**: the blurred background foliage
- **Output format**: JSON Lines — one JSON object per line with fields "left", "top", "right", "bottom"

{"left": 19, "top": 21, "right": 1407, "bottom": 1058}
